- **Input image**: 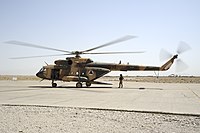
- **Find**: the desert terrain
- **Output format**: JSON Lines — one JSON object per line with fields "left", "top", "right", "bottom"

{"left": 1, "top": 105, "right": 199, "bottom": 133}
{"left": 1, "top": 75, "right": 200, "bottom": 83}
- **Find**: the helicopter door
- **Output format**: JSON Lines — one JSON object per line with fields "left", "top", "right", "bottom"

{"left": 51, "top": 69, "right": 60, "bottom": 80}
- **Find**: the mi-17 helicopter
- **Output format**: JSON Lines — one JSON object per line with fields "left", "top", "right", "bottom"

{"left": 6, "top": 35, "right": 189, "bottom": 88}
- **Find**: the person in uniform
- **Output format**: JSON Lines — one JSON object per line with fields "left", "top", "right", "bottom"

{"left": 118, "top": 74, "right": 124, "bottom": 88}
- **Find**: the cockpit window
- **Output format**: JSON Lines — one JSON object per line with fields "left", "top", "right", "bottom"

{"left": 39, "top": 67, "right": 46, "bottom": 72}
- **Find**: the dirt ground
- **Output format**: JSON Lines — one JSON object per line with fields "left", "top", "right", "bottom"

{"left": 1, "top": 75, "right": 200, "bottom": 83}
{"left": 0, "top": 105, "right": 200, "bottom": 133}
{"left": 105, "top": 76, "right": 200, "bottom": 83}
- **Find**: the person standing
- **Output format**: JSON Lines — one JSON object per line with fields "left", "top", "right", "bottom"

{"left": 118, "top": 74, "right": 124, "bottom": 88}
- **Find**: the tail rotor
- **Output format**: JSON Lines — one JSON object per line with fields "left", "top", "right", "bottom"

{"left": 176, "top": 59, "right": 188, "bottom": 72}
{"left": 159, "top": 49, "right": 173, "bottom": 61}
{"left": 160, "top": 41, "right": 191, "bottom": 72}
{"left": 177, "top": 41, "right": 191, "bottom": 54}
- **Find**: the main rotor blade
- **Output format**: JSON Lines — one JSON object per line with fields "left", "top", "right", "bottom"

{"left": 82, "top": 51, "right": 145, "bottom": 55}
{"left": 82, "top": 35, "right": 137, "bottom": 53}
{"left": 177, "top": 41, "right": 191, "bottom": 54}
{"left": 9, "top": 54, "right": 70, "bottom": 59}
{"left": 5, "top": 41, "right": 71, "bottom": 53}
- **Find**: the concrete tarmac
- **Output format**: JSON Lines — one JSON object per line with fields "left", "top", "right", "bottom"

{"left": 0, "top": 80, "right": 200, "bottom": 115}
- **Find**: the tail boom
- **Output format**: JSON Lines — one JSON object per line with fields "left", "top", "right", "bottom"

{"left": 160, "top": 55, "right": 178, "bottom": 71}
{"left": 86, "top": 55, "right": 177, "bottom": 72}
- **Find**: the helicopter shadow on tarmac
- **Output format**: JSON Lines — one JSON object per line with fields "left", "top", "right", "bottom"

{"left": 29, "top": 85, "right": 112, "bottom": 89}
{"left": 28, "top": 85, "right": 163, "bottom": 93}
{"left": 29, "top": 85, "right": 113, "bottom": 93}
{"left": 110, "top": 87, "right": 163, "bottom": 90}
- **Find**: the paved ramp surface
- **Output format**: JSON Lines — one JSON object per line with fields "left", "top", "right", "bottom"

{"left": 0, "top": 80, "right": 200, "bottom": 115}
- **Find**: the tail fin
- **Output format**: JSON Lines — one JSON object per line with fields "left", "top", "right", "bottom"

{"left": 160, "top": 55, "right": 178, "bottom": 71}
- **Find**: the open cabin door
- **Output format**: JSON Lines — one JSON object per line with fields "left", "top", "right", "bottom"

{"left": 51, "top": 69, "right": 60, "bottom": 80}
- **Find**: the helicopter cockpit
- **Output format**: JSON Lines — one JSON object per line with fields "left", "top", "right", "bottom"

{"left": 39, "top": 67, "right": 46, "bottom": 72}
{"left": 36, "top": 67, "right": 46, "bottom": 79}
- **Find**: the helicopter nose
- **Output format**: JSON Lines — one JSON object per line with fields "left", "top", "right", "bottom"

{"left": 36, "top": 71, "right": 44, "bottom": 79}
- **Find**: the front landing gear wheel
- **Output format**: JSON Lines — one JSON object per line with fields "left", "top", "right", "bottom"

{"left": 76, "top": 82, "right": 82, "bottom": 88}
{"left": 86, "top": 82, "right": 91, "bottom": 87}
{"left": 52, "top": 83, "right": 57, "bottom": 88}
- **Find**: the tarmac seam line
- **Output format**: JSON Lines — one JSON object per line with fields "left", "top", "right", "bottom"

{"left": 186, "top": 86, "right": 200, "bottom": 99}
{"left": 1, "top": 103, "right": 200, "bottom": 117}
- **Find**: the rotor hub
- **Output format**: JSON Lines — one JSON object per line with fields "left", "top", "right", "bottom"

{"left": 174, "top": 54, "right": 178, "bottom": 59}
{"left": 72, "top": 51, "right": 81, "bottom": 58}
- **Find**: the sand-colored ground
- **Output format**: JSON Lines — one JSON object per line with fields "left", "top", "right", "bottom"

{"left": 1, "top": 75, "right": 200, "bottom": 83}
{"left": 106, "top": 76, "right": 200, "bottom": 83}
{"left": 0, "top": 75, "right": 40, "bottom": 81}
{"left": 0, "top": 105, "right": 200, "bottom": 133}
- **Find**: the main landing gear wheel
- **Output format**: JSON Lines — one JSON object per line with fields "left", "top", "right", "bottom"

{"left": 52, "top": 83, "right": 57, "bottom": 88}
{"left": 86, "top": 81, "right": 91, "bottom": 87}
{"left": 76, "top": 82, "right": 82, "bottom": 88}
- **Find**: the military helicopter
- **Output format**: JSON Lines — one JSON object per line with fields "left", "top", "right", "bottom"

{"left": 5, "top": 35, "right": 189, "bottom": 88}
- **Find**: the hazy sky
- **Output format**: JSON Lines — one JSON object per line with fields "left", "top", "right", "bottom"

{"left": 0, "top": 0, "right": 200, "bottom": 76}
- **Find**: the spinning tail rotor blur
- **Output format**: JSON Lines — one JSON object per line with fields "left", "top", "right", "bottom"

{"left": 160, "top": 41, "right": 191, "bottom": 72}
